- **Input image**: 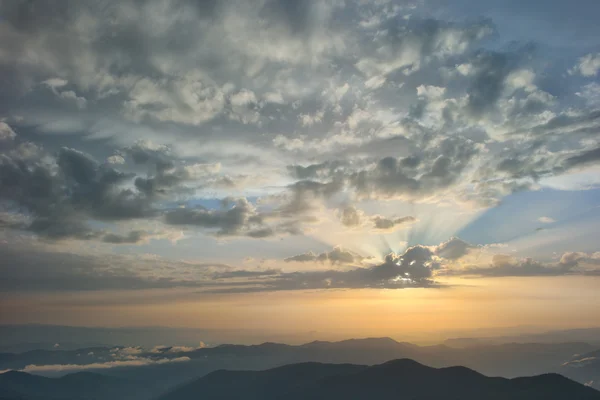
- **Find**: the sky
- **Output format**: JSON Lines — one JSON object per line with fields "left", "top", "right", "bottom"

{"left": 0, "top": 0, "right": 600, "bottom": 343}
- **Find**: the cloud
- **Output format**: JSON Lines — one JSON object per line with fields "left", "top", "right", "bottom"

{"left": 284, "top": 246, "right": 363, "bottom": 265}
{"left": 106, "top": 155, "right": 125, "bottom": 165}
{"left": 266, "top": 245, "right": 441, "bottom": 292}
{"left": 3, "top": 233, "right": 599, "bottom": 294}
{"left": 559, "top": 252, "right": 600, "bottom": 268}
{"left": 447, "top": 251, "right": 600, "bottom": 278}
{"left": 124, "top": 140, "right": 171, "bottom": 165}
{"left": 355, "top": 17, "right": 493, "bottom": 78}
{"left": 338, "top": 206, "right": 364, "bottom": 227}
{"left": 1, "top": 0, "right": 600, "bottom": 300}
{"left": 538, "top": 216, "right": 555, "bottom": 224}
{"left": 0, "top": 122, "right": 16, "bottom": 141}
{"left": 349, "top": 136, "right": 478, "bottom": 201}
{"left": 563, "top": 357, "right": 598, "bottom": 368}
{"left": 164, "top": 198, "right": 275, "bottom": 238}
{"left": 149, "top": 344, "right": 207, "bottom": 353}
{"left": 21, "top": 357, "right": 190, "bottom": 374}
{"left": 464, "top": 49, "right": 525, "bottom": 118}
{"left": 576, "top": 82, "right": 600, "bottom": 107}
{"left": 0, "top": 241, "right": 223, "bottom": 292}
{"left": 434, "top": 237, "right": 476, "bottom": 260}
{"left": 565, "top": 146, "right": 600, "bottom": 168}
{"left": 42, "top": 78, "right": 87, "bottom": 108}
{"left": 212, "top": 269, "right": 281, "bottom": 279}
{"left": 124, "top": 76, "right": 226, "bottom": 125}
{"left": 0, "top": 238, "right": 441, "bottom": 293}
{"left": 372, "top": 215, "right": 417, "bottom": 232}
{"left": 0, "top": 142, "right": 266, "bottom": 241}
{"left": 102, "top": 230, "right": 148, "bottom": 244}
{"left": 570, "top": 53, "right": 600, "bottom": 77}
{"left": 277, "top": 179, "right": 344, "bottom": 216}
{"left": 134, "top": 160, "right": 221, "bottom": 196}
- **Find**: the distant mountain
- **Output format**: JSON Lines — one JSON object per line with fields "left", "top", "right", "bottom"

{"left": 159, "top": 359, "right": 600, "bottom": 400}
{"left": 0, "top": 370, "right": 152, "bottom": 400}
{"left": 179, "top": 337, "right": 592, "bottom": 378}
{"left": 1, "top": 337, "right": 593, "bottom": 381}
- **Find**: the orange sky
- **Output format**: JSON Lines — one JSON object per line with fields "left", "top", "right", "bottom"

{"left": 3, "top": 276, "right": 599, "bottom": 344}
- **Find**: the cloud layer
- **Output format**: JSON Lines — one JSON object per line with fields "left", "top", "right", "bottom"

{"left": 0, "top": 0, "right": 599, "bottom": 302}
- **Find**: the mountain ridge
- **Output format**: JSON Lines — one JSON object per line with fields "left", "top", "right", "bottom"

{"left": 158, "top": 358, "right": 600, "bottom": 400}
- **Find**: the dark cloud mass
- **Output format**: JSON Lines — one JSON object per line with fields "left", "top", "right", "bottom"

{"left": 284, "top": 246, "right": 363, "bottom": 265}
{"left": 164, "top": 198, "right": 269, "bottom": 237}
{"left": 339, "top": 206, "right": 363, "bottom": 227}
{"left": 202, "top": 245, "right": 443, "bottom": 293}
{"left": 2, "top": 233, "right": 600, "bottom": 294}
{"left": 372, "top": 215, "right": 417, "bottom": 231}
{"left": 434, "top": 237, "right": 475, "bottom": 260}
{"left": 0, "top": 143, "right": 152, "bottom": 239}
{"left": 102, "top": 230, "right": 148, "bottom": 244}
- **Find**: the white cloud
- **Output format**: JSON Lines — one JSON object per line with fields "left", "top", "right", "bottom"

{"left": 364, "top": 75, "right": 387, "bottom": 89}
{"left": 570, "top": 53, "right": 600, "bottom": 77}
{"left": 576, "top": 82, "right": 600, "bottom": 107}
{"left": 416, "top": 85, "right": 446, "bottom": 99}
{"left": 273, "top": 135, "right": 305, "bottom": 151}
{"left": 263, "top": 92, "right": 285, "bottom": 104}
{"left": 42, "top": 78, "right": 68, "bottom": 89}
{"left": 106, "top": 155, "right": 126, "bottom": 164}
{"left": 124, "top": 75, "right": 226, "bottom": 125}
{"left": 0, "top": 122, "right": 16, "bottom": 141}
{"left": 505, "top": 69, "right": 537, "bottom": 92}
{"left": 21, "top": 357, "right": 191, "bottom": 374}
{"left": 538, "top": 216, "right": 555, "bottom": 224}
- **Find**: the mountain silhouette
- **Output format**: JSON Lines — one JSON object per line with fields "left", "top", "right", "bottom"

{"left": 159, "top": 358, "right": 600, "bottom": 400}
{"left": 0, "top": 370, "right": 151, "bottom": 400}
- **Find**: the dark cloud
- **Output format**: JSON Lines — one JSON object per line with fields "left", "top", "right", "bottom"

{"left": 212, "top": 269, "right": 281, "bottom": 279}
{"left": 0, "top": 143, "right": 197, "bottom": 241}
{"left": 351, "top": 156, "right": 419, "bottom": 198}
{"left": 163, "top": 197, "right": 286, "bottom": 238}
{"left": 458, "top": 255, "right": 573, "bottom": 277}
{"left": 349, "top": 136, "right": 477, "bottom": 200}
{"left": 0, "top": 243, "right": 206, "bottom": 292}
{"left": 102, "top": 230, "right": 148, "bottom": 244}
{"left": 253, "top": 245, "right": 441, "bottom": 292}
{"left": 464, "top": 47, "right": 531, "bottom": 118}
{"left": 3, "top": 234, "right": 599, "bottom": 294}
{"left": 434, "top": 237, "right": 475, "bottom": 260}
{"left": 0, "top": 240, "right": 438, "bottom": 293}
{"left": 278, "top": 179, "right": 344, "bottom": 216}
{"left": 56, "top": 148, "right": 153, "bottom": 221}
{"left": 565, "top": 146, "right": 600, "bottom": 168}
{"left": 448, "top": 251, "right": 600, "bottom": 277}
{"left": 372, "top": 215, "right": 416, "bottom": 231}
{"left": 284, "top": 246, "right": 363, "bottom": 265}
{"left": 27, "top": 214, "right": 100, "bottom": 240}
{"left": 287, "top": 161, "right": 344, "bottom": 180}
{"left": 339, "top": 206, "right": 363, "bottom": 227}
{"left": 519, "top": 110, "right": 600, "bottom": 138}
{"left": 134, "top": 161, "right": 220, "bottom": 197}
{"left": 124, "top": 140, "right": 172, "bottom": 165}
{"left": 0, "top": 141, "right": 271, "bottom": 241}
